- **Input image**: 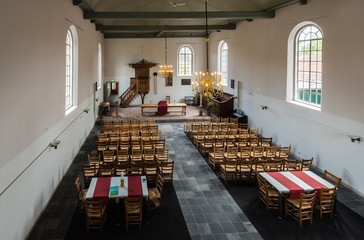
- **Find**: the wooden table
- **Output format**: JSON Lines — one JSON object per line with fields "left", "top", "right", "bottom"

{"left": 259, "top": 171, "right": 335, "bottom": 216}
{"left": 86, "top": 176, "right": 149, "bottom": 200}
{"left": 140, "top": 103, "right": 187, "bottom": 116}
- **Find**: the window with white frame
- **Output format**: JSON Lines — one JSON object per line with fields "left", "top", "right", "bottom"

{"left": 218, "top": 41, "right": 228, "bottom": 86}
{"left": 178, "top": 46, "right": 193, "bottom": 76}
{"left": 65, "top": 25, "right": 78, "bottom": 114}
{"left": 97, "top": 43, "right": 102, "bottom": 89}
{"left": 295, "top": 25, "right": 323, "bottom": 106}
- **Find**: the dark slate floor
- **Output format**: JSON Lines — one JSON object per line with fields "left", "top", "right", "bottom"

{"left": 28, "top": 122, "right": 364, "bottom": 240}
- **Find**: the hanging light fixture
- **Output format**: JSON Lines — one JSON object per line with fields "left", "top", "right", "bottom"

{"left": 192, "top": 0, "right": 224, "bottom": 116}
{"left": 159, "top": 31, "right": 173, "bottom": 79}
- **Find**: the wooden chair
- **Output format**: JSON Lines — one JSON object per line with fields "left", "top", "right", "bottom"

{"left": 130, "top": 148, "right": 143, "bottom": 165}
{"left": 155, "top": 148, "right": 169, "bottom": 162}
{"left": 126, "top": 165, "right": 143, "bottom": 176}
{"left": 153, "top": 139, "right": 165, "bottom": 150}
{"left": 317, "top": 187, "right": 336, "bottom": 219}
{"left": 249, "top": 128, "right": 259, "bottom": 137}
{"left": 269, "top": 158, "right": 284, "bottom": 171}
{"left": 209, "top": 146, "right": 225, "bottom": 170}
{"left": 256, "top": 174, "right": 279, "bottom": 211}
{"left": 323, "top": 170, "right": 342, "bottom": 189}
{"left": 276, "top": 145, "right": 291, "bottom": 159}
{"left": 200, "top": 136, "right": 214, "bottom": 155}
{"left": 99, "top": 164, "right": 114, "bottom": 177}
{"left": 109, "top": 132, "right": 119, "bottom": 141}
{"left": 283, "top": 159, "right": 300, "bottom": 171}
{"left": 144, "top": 162, "right": 158, "bottom": 184}
{"left": 124, "top": 196, "right": 143, "bottom": 232}
{"left": 300, "top": 157, "right": 313, "bottom": 171}
{"left": 285, "top": 192, "right": 316, "bottom": 227}
{"left": 108, "top": 139, "right": 119, "bottom": 151}
{"left": 116, "top": 149, "right": 129, "bottom": 164}
{"left": 103, "top": 120, "right": 113, "bottom": 126}
{"left": 259, "top": 137, "right": 272, "bottom": 147}
{"left": 119, "top": 139, "right": 130, "bottom": 152}
{"left": 158, "top": 161, "right": 174, "bottom": 183}
{"left": 84, "top": 200, "right": 107, "bottom": 234}
{"left": 96, "top": 140, "right": 108, "bottom": 152}
{"left": 114, "top": 162, "right": 128, "bottom": 176}
{"left": 82, "top": 164, "right": 98, "bottom": 188}
{"left": 263, "top": 146, "right": 277, "bottom": 161}
{"left": 75, "top": 175, "right": 87, "bottom": 213}
{"left": 119, "top": 131, "right": 130, "bottom": 142}
{"left": 220, "top": 159, "right": 237, "bottom": 184}
{"left": 98, "top": 132, "right": 109, "bottom": 142}
{"left": 237, "top": 158, "right": 252, "bottom": 181}
{"left": 88, "top": 154, "right": 101, "bottom": 169}
{"left": 262, "top": 163, "right": 280, "bottom": 172}
{"left": 148, "top": 173, "right": 164, "bottom": 216}
{"left": 247, "top": 137, "right": 259, "bottom": 147}
{"left": 143, "top": 148, "right": 155, "bottom": 164}
{"left": 103, "top": 150, "right": 115, "bottom": 164}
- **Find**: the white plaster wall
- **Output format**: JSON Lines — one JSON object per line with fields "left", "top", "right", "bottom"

{"left": 209, "top": 0, "right": 364, "bottom": 194}
{"left": 104, "top": 38, "right": 206, "bottom": 104}
{"left": 0, "top": 0, "right": 103, "bottom": 239}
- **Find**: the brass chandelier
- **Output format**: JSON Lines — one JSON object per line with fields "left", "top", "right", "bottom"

{"left": 192, "top": 0, "right": 224, "bottom": 115}
{"left": 159, "top": 31, "right": 173, "bottom": 79}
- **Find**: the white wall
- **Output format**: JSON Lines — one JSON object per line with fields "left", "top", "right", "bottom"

{"left": 209, "top": 0, "right": 364, "bottom": 194}
{"left": 0, "top": 0, "right": 103, "bottom": 239}
{"left": 104, "top": 38, "right": 206, "bottom": 104}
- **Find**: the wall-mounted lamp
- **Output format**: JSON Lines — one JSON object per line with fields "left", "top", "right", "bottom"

{"left": 348, "top": 135, "right": 361, "bottom": 143}
{"left": 50, "top": 140, "right": 61, "bottom": 149}
{"left": 83, "top": 108, "right": 90, "bottom": 113}
{"left": 260, "top": 105, "right": 268, "bottom": 110}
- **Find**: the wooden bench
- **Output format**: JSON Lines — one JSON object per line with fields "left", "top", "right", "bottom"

{"left": 140, "top": 103, "right": 187, "bottom": 116}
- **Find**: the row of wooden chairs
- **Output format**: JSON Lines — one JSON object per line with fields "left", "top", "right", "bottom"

{"left": 102, "top": 125, "right": 159, "bottom": 134}
{"left": 103, "top": 119, "right": 156, "bottom": 126}
{"left": 82, "top": 161, "right": 174, "bottom": 187}
{"left": 208, "top": 146, "right": 293, "bottom": 170}
{"left": 217, "top": 157, "right": 311, "bottom": 184}
{"left": 89, "top": 149, "right": 169, "bottom": 166}
{"left": 196, "top": 135, "right": 273, "bottom": 154}
{"left": 98, "top": 129, "right": 161, "bottom": 141}
{"left": 185, "top": 117, "right": 241, "bottom": 125}
{"left": 96, "top": 138, "right": 165, "bottom": 152}
{"left": 185, "top": 123, "right": 250, "bottom": 134}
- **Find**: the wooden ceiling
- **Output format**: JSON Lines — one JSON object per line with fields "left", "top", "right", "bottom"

{"left": 73, "top": 0, "right": 308, "bottom": 38}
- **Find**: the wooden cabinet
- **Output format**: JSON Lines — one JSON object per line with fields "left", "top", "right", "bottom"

{"left": 202, "top": 92, "right": 234, "bottom": 117}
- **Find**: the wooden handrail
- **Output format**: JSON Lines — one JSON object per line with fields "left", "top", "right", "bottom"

{"left": 120, "top": 81, "right": 137, "bottom": 107}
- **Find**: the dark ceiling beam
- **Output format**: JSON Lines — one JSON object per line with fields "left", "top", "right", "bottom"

{"left": 231, "top": 0, "right": 307, "bottom": 25}
{"left": 84, "top": 11, "right": 275, "bottom": 20}
{"left": 265, "top": 0, "right": 307, "bottom": 11}
{"left": 96, "top": 24, "right": 236, "bottom": 31}
{"left": 104, "top": 32, "right": 206, "bottom": 38}
{"left": 73, "top": 0, "right": 93, "bottom": 12}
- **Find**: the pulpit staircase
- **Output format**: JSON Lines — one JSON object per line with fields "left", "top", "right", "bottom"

{"left": 119, "top": 82, "right": 137, "bottom": 108}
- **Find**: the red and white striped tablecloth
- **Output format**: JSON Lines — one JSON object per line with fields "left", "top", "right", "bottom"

{"left": 260, "top": 171, "right": 335, "bottom": 199}
{"left": 86, "top": 176, "right": 148, "bottom": 200}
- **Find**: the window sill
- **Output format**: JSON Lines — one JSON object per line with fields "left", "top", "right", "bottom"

{"left": 287, "top": 100, "right": 321, "bottom": 111}
{"left": 65, "top": 106, "right": 77, "bottom": 116}
{"left": 177, "top": 75, "right": 194, "bottom": 77}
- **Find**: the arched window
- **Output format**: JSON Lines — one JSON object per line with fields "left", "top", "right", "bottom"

{"left": 295, "top": 25, "right": 323, "bottom": 106}
{"left": 218, "top": 41, "right": 228, "bottom": 86}
{"left": 65, "top": 25, "right": 78, "bottom": 114}
{"left": 178, "top": 46, "right": 193, "bottom": 76}
{"left": 287, "top": 23, "right": 323, "bottom": 108}
{"left": 97, "top": 43, "right": 102, "bottom": 90}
